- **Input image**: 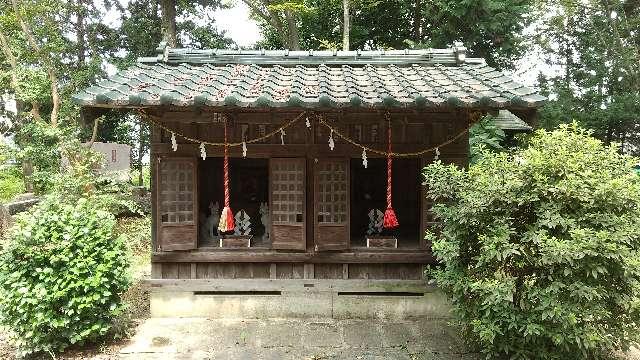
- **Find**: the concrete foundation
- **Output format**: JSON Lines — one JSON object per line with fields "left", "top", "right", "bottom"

{"left": 149, "top": 279, "right": 451, "bottom": 319}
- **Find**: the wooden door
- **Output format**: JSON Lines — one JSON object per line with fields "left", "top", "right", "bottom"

{"left": 269, "top": 158, "right": 306, "bottom": 250}
{"left": 314, "top": 158, "right": 350, "bottom": 251}
{"left": 157, "top": 157, "right": 198, "bottom": 251}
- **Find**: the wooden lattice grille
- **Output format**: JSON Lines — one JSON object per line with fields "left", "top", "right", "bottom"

{"left": 159, "top": 160, "right": 195, "bottom": 224}
{"left": 317, "top": 161, "right": 348, "bottom": 223}
{"left": 271, "top": 160, "right": 304, "bottom": 224}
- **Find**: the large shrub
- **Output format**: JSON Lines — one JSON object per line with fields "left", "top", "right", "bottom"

{"left": 424, "top": 124, "right": 640, "bottom": 359}
{"left": 0, "top": 197, "right": 130, "bottom": 356}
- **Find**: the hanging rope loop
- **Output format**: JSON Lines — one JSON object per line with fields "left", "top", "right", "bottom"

{"left": 383, "top": 112, "right": 399, "bottom": 229}
{"left": 218, "top": 119, "right": 235, "bottom": 233}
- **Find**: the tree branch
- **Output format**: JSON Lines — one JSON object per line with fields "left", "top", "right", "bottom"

{"left": 11, "top": 0, "right": 60, "bottom": 127}
{"left": 0, "top": 27, "right": 42, "bottom": 121}
{"left": 242, "top": 0, "right": 289, "bottom": 48}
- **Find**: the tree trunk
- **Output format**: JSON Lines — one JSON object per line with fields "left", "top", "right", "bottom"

{"left": 285, "top": 10, "right": 301, "bottom": 50}
{"left": 160, "top": 0, "right": 178, "bottom": 47}
{"left": 22, "top": 161, "right": 34, "bottom": 193}
{"left": 412, "top": 0, "right": 422, "bottom": 41}
{"left": 342, "top": 0, "right": 350, "bottom": 51}
{"left": 47, "top": 69, "right": 60, "bottom": 127}
{"left": 88, "top": 117, "right": 99, "bottom": 148}
{"left": 138, "top": 120, "right": 145, "bottom": 186}
{"left": 76, "top": 0, "right": 86, "bottom": 67}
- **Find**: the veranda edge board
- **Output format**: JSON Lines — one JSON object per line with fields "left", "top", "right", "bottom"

{"left": 151, "top": 250, "right": 436, "bottom": 264}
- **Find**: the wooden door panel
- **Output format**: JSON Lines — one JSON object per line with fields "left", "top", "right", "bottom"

{"left": 270, "top": 158, "right": 306, "bottom": 250}
{"left": 314, "top": 159, "right": 350, "bottom": 251}
{"left": 157, "top": 157, "right": 198, "bottom": 251}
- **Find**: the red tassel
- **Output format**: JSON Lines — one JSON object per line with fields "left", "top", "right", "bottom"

{"left": 383, "top": 207, "right": 399, "bottom": 229}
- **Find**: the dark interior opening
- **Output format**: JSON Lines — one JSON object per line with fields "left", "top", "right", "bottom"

{"left": 337, "top": 291, "right": 424, "bottom": 297}
{"left": 194, "top": 291, "right": 282, "bottom": 296}
{"left": 350, "top": 158, "right": 421, "bottom": 248}
{"left": 198, "top": 158, "right": 270, "bottom": 247}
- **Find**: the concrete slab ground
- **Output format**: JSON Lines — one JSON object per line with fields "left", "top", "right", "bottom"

{"left": 119, "top": 318, "right": 480, "bottom": 360}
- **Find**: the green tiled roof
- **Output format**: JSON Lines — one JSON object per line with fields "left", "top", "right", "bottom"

{"left": 72, "top": 45, "right": 546, "bottom": 110}
{"left": 491, "top": 110, "right": 533, "bottom": 132}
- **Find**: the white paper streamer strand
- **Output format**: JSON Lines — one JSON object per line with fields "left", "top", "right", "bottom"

{"left": 328, "top": 129, "right": 335, "bottom": 151}
{"left": 171, "top": 132, "right": 177, "bottom": 151}
{"left": 200, "top": 143, "right": 207, "bottom": 160}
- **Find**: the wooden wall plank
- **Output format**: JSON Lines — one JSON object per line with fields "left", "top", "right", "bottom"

{"left": 162, "top": 263, "right": 179, "bottom": 279}
{"left": 314, "top": 264, "right": 343, "bottom": 279}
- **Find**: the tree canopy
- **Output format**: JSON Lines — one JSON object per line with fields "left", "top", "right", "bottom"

{"left": 252, "top": 0, "right": 534, "bottom": 68}
{"left": 535, "top": 0, "right": 640, "bottom": 154}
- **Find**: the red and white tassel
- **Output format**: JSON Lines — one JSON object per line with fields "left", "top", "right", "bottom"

{"left": 218, "top": 121, "right": 235, "bottom": 233}
{"left": 383, "top": 115, "right": 399, "bottom": 229}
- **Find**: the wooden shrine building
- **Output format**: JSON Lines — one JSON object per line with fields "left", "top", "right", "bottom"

{"left": 73, "top": 44, "right": 545, "bottom": 318}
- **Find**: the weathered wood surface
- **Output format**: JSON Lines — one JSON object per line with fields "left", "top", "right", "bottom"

{"left": 366, "top": 236, "right": 398, "bottom": 248}
{"left": 220, "top": 236, "right": 252, "bottom": 248}
{"left": 152, "top": 250, "right": 435, "bottom": 264}
{"left": 147, "top": 278, "right": 436, "bottom": 293}
{"left": 147, "top": 110, "right": 469, "bottom": 270}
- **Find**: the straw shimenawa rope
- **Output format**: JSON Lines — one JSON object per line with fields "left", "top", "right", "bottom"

{"left": 138, "top": 109, "right": 483, "bottom": 158}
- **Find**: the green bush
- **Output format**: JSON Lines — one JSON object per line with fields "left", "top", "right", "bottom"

{"left": 0, "top": 197, "right": 130, "bottom": 356}
{"left": 424, "top": 124, "right": 640, "bottom": 359}
{"left": 0, "top": 140, "right": 24, "bottom": 202}
{"left": 0, "top": 165, "right": 24, "bottom": 203}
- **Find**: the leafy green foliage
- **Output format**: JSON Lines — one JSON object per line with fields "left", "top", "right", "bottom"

{"left": 424, "top": 124, "right": 640, "bottom": 359}
{"left": 469, "top": 116, "right": 505, "bottom": 164}
{"left": 0, "top": 198, "right": 130, "bottom": 356}
{"left": 51, "top": 138, "right": 143, "bottom": 216}
{"left": 14, "top": 66, "right": 50, "bottom": 104}
{"left": 14, "top": 121, "right": 61, "bottom": 193}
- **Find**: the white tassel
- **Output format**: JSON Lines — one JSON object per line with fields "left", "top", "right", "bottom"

{"left": 200, "top": 143, "right": 206, "bottom": 160}
{"left": 305, "top": 117, "right": 311, "bottom": 128}
{"left": 242, "top": 141, "right": 247, "bottom": 158}
{"left": 328, "top": 129, "right": 335, "bottom": 151}
{"left": 171, "top": 132, "right": 177, "bottom": 152}
{"left": 362, "top": 148, "right": 368, "bottom": 168}
{"left": 280, "top": 128, "right": 285, "bottom": 145}
{"left": 435, "top": 147, "right": 440, "bottom": 161}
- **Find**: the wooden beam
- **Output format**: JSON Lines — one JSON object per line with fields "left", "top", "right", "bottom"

{"left": 151, "top": 249, "right": 436, "bottom": 264}
{"left": 147, "top": 278, "right": 436, "bottom": 293}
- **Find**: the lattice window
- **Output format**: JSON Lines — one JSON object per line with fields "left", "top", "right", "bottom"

{"left": 159, "top": 160, "right": 195, "bottom": 224}
{"left": 271, "top": 160, "right": 304, "bottom": 224}
{"left": 317, "top": 161, "right": 348, "bottom": 223}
